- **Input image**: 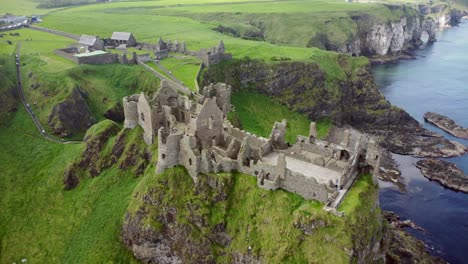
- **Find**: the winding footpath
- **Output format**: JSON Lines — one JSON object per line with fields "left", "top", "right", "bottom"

{"left": 14, "top": 43, "right": 82, "bottom": 144}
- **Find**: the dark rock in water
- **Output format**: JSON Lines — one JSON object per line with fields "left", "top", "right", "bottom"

{"left": 416, "top": 159, "right": 468, "bottom": 193}
{"left": 424, "top": 112, "right": 468, "bottom": 139}
{"left": 48, "top": 87, "right": 95, "bottom": 137}
{"left": 382, "top": 132, "right": 467, "bottom": 158}
{"left": 104, "top": 102, "right": 125, "bottom": 122}
{"left": 382, "top": 211, "right": 447, "bottom": 264}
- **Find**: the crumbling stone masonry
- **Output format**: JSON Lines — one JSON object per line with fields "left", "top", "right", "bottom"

{"left": 123, "top": 82, "right": 381, "bottom": 204}
{"left": 199, "top": 40, "right": 232, "bottom": 67}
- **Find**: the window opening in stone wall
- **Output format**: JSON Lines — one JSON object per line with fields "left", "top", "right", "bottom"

{"left": 140, "top": 112, "right": 145, "bottom": 121}
{"left": 209, "top": 116, "right": 214, "bottom": 129}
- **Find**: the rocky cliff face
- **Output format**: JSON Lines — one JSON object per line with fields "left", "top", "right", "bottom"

{"left": 122, "top": 168, "right": 385, "bottom": 263}
{"left": 418, "top": 4, "right": 466, "bottom": 27}
{"left": 341, "top": 14, "right": 438, "bottom": 57}
{"left": 339, "top": 8, "right": 465, "bottom": 57}
{"left": 47, "top": 87, "right": 95, "bottom": 137}
{"left": 202, "top": 58, "right": 467, "bottom": 157}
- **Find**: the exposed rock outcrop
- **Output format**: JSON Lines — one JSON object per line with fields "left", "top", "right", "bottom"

{"left": 62, "top": 121, "right": 151, "bottom": 190}
{"left": 104, "top": 102, "right": 125, "bottom": 123}
{"left": 424, "top": 112, "right": 468, "bottom": 139}
{"left": 48, "top": 87, "right": 95, "bottom": 137}
{"left": 339, "top": 7, "right": 465, "bottom": 58}
{"left": 341, "top": 14, "right": 435, "bottom": 57}
{"left": 416, "top": 159, "right": 468, "bottom": 193}
{"left": 78, "top": 120, "right": 121, "bottom": 177}
{"left": 381, "top": 211, "right": 447, "bottom": 264}
{"left": 122, "top": 168, "right": 233, "bottom": 264}
{"left": 63, "top": 166, "right": 80, "bottom": 190}
{"left": 202, "top": 58, "right": 467, "bottom": 158}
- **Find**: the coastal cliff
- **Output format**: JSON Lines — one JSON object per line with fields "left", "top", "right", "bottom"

{"left": 332, "top": 6, "right": 465, "bottom": 58}
{"left": 340, "top": 14, "right": 437, "bottom": 57}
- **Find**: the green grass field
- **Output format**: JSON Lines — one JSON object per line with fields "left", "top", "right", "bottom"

{"left": 159, "top": 54, "right": 201, "bottom": 91}
{"left": 0, "top": 109, "right": 141, "bottom": 263}
{"left": 37, "top": 0, "right": 367, "bottom": 67}
{"left": 36, "top": 0, "right": 419, "bottom": 59}
{"left": 0, "top": 0, "right": 56, "bottom": 15}
{"left": 231, "top": 91, "right": 331, "bottom": 142}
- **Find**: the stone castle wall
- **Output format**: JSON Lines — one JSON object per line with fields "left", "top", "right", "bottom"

{"left": 123, "top": 80, "right": 381, "bottom": 205}
{"left": 54, "top": 48, "right": 79, "bottom": 63}
{"left": 78, "top": 53, "right": 118, "bottom": 65}
{"left": 123, "top": 95, "right": 139, "bottom": 128}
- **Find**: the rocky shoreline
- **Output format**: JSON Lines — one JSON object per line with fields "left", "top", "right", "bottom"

{"left": 382, "top": 211, "right": 447, "bottom": 264}
{"left": 416, "top": 159, "right": 468, "bottom": 193}
{"left": 424, "top": 112, "right": 468, "bottom": 139}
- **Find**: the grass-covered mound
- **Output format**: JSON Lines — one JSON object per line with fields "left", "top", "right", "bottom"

{"left": 124, "top": 167, "right": 382, "bottom": 263}
{"left": 0, "top": 109, "right": 143, "bottom": 263}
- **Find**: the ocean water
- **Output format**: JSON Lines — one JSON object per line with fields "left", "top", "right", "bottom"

{"left": 373, "top": 21, "right": 468, "bottom": 263}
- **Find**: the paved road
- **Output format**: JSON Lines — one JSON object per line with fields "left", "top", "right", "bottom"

{"left": 14, "top": 43, "right": 82, "bottom": 144}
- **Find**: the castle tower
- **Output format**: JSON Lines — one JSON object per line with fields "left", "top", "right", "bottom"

{"left": 217, "top": 40, "right": 225, "bottom": 53}
{"left": 157, "top": 37, "right": 167, "bottom": 51}
{"left": 123, "top": 95, "right": 139, "bottom": 129}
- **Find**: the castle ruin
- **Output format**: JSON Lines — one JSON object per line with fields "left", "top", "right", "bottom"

{"left": 123, "top": 81, "right": 381, "bottom": 205}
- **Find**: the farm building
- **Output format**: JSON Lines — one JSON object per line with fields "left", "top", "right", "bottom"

{"left": 110, "top": 32, "right": 137, "bottom": 47}
{"left": 78, "top": 35, "right": 104, "bottom": 52}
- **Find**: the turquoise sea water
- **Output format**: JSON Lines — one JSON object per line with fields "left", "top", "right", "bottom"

{"left": 373, "top": 20, "right": 468, "bottom": 263}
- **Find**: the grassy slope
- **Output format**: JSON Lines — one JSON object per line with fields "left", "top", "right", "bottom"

{"left": 36, "top": 0, "right": 392, "bottom": 87}
{"left": 0, "top": 0, "right": 58, "bottom": 15}
{"left": 2, "top": 29, "right": 160, "bottom": 136}
{"left": 0, "top": 109, "right": 140, "bottom": 263}
{"left": 38, "top": 0, "right": 354, "bottom": 68}
{"left": 159, "top": 54, "right": 201, "bottom": 91}
{"left": 0, "top": 53, "right": 18, "bottom": 124}
{"left": 39, "top": 0, "right": 415, "bottom": 54}
{"left": 230, "top": 91, "right": 331, "bottom": 143}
